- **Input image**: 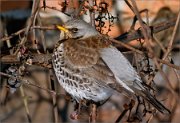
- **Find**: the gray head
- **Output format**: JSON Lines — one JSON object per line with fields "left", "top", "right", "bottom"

{"left": 58, "top": 19, "right": 99, "bottom": 39}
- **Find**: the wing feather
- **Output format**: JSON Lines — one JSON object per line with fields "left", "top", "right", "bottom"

{"left": 100, "top": 46, "right": 144, "bottom": 91}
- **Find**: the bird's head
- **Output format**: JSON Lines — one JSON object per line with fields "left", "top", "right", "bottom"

{"left": 56, "top": 19, "right": 99, "bottom": 40}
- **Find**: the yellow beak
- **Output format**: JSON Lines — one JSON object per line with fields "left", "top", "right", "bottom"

{"left": 56, "top": 25, "right": 69, "bottom": 33}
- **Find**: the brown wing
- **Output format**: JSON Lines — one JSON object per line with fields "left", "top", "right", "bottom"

{"left": 64, "top": 38, "right": 99, "bottom": 68}
{"left": 63, "top": 35, "right": 110, "bottom": 68}
{"left": 63, "top": 36, "right": 114, "bottom": 82}
{"left": 82, "top": 59, "right": 116, "bottom": 84}
{"left": 63, "top": 37, "right": 126, "bottom": 92}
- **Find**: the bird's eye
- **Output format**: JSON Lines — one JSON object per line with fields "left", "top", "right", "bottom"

{"left": 71, "top": 28, "right": 78, "bottom": 33}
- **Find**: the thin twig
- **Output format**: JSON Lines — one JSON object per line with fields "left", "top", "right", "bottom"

{"left": 49, "top": 70, "right": 60, "bottom": 123}
{"left": 156, "top": 59, "right": 180, "bottom": 70}
{"left": 124, "top": 0, "right": 134, "bottom": 12}
{"left": 146, "top": 112, "right": 154, "bottom": 123}
{"left": 76, "top": 0, "right": 86, "bottom": 17}
{"left": 20, "top": 85, "right": 32, "bottom": 123}
{"left": 153, "top": 36, "right": 166, "bottom": 52}
{"left": 153, "top": 36, "right": 180, "bottom": 91}
{"left": 162, "top": 10, "right": 180, "bottom": 61}
{"left": 0, "top": 26, "right": 56, "bottom": 42}
{"left": 19, "top": 0, "right": 40, "bottom": 46}
{"left": 32, "top": 7, "right": 41, "bottom": 54}
{"left": 37, "top": 14, "right": 47, "bottom": 53}
{"left": 0, "top": 53, "right": 52, "bottom": 67}
{"left": 44, "top": 6, "right": 61, "bottom": 12}
{"left": 89, "top": 0, "right": 95, "bottom": 27}
{"left": 0, "top": 28, "right": 25, "bottom": 42}
{"left": 115, "top": 109, "right": 128, "bottom": 123}
{"left": 116, "top": 18, "right": 176, "bottom": 42}
{"left": 115, "top": 100, "right": 135, "bottom": 123}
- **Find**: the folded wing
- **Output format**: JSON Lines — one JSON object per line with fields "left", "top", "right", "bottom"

{"left": 100, "top": 46, "right": 144, "bottom": 93}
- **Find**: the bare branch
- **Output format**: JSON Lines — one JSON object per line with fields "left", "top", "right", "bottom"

{"left": 162, "top": 10, "right": 180, "bottom": 61}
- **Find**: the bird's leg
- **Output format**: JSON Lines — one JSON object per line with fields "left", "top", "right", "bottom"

{"left": 70, "top": 100, "right": 83, "bottom": 120}
{"left": 135, "top": 96, "right": 141, "bottom": 114}
{"left": 89, "top": 103, "right": 97, "bottom": 123}
{"left": 77, "top": 100, "right": 83, "bottom": 114}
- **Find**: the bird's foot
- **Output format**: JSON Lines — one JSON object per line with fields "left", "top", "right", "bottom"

{"left": 70, "top": 110, "right": 79, "bottom": 120}
{"left": 70, "top": 100, "right": 86, "bottom": 120}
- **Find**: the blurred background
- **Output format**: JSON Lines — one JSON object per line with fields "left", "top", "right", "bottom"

{"left": 0, "top": 0, "right": 180, "bottom": 123}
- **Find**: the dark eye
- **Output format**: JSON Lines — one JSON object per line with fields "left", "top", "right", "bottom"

{"left": 71, "top": 28, "right": 78, "bottom": 33}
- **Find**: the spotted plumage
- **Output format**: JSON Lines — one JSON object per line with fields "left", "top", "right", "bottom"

{"left": 53, "top": 40, "right": 113, "bottom": 103}
{"left": 52, "top": 19, "right": 170, "bottom": 114}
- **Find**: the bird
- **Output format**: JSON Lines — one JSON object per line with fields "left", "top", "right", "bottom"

{"left": 52, "top": 18, "right": 170, "bottom": 114}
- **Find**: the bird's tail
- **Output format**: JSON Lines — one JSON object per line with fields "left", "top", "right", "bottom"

{"left": 141, "top": 90, "right": 171, "bottom": 114}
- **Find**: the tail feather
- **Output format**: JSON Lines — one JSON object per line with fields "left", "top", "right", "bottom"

{"left": 142, "top": 91, "right": 171, "bottom": 114}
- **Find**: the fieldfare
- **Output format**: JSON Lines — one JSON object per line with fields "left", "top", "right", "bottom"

{"left": 52, "top": 19, "right": 170, "bottom": 114}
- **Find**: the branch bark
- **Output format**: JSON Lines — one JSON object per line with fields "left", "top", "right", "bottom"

{"left": 115, "top": 18, "right": 176, "bottom": 43}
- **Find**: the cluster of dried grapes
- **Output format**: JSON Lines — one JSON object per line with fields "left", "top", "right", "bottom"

{"left": 94, "top": 1, "right": 117, "bottom": 35}
{"left": 6, "top": 66, "right": 21, "bottom": 93}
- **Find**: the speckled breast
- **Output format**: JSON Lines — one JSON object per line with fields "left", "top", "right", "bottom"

{"left": 52, "top": 43, "right": 113, "bottom": 103}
